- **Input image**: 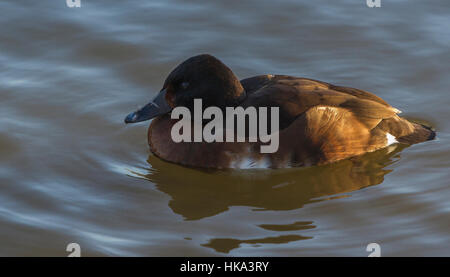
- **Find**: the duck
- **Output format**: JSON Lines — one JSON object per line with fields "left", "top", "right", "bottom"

{"left": 124, "top": 54, "right": 435, "bottom": 169}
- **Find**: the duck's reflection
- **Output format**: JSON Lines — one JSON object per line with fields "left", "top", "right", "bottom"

{"left": 201, "top": 221, "right": 316, "bottom": 253}
{"left": 201, "top": 234, "right": 312, "bottom": 254}
{"left": 135, "top": 144, "right": 406, "bottom": 253}
{"left": 142, "top": 144, "right": 406, "bottom": 220}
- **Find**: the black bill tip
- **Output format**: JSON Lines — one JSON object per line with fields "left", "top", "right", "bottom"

{"left": 124, "top": 111, "right": 138, "bottom": 124}
{"left": 124, "top": 88, "right": 172, "bottom": 124}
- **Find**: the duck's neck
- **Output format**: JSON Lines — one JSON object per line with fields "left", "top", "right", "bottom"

{"left": 222, "top": 73, "right": 246, "bottom": 107}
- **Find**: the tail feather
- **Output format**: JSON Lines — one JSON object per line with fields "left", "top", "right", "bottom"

{"left": 378, "top": 116, "right": 436, "bottom": 145}
{"left": 396, "top": 123, "right": 436, "bottom": 144}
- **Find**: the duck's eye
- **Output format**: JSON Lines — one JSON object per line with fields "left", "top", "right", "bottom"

{"left": 180, "top": 82, "right": 189, "bottom": 90}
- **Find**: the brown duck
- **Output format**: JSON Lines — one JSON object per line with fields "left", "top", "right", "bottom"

{"left": 125, "top": 54, "right": 435, "bottom": 169}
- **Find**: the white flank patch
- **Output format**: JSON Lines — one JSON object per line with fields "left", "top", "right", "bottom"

{"left": 393, "top": 107, "right": 402, "bottom": 114}
{"left": 232, "top": 157, "right": 271, "bottom": 169}
{"left": 386, "top": 133, "right": 398, "bottom": 146}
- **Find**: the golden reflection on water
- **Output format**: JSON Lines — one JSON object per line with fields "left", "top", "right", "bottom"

{"left": 133, "top": 144, "right": 407, "bottom": 253}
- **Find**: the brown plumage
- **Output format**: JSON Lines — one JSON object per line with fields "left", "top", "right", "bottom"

{"left": 125, "top": 54, "right": 436, "bottom": 169}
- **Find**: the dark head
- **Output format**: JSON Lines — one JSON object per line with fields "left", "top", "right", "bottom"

{"left": 124, "top": 54, "right": 246, "bottom": 124}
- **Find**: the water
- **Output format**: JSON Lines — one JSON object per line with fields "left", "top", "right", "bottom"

{"left": 0, "top": 0, "right": 449, "bottom": 256}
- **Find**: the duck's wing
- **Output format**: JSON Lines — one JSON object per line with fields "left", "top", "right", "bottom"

{"left": 240, "top": 75, "right": 275, "bottom": 95}
{"left": 242, "top": 75, "right": 400, "bottom": 130}
{"left": 241, "top": 75, "right": 393, "bottom": 108}
{"left": 239, "top": 75, "right": 434, "bottom": 166}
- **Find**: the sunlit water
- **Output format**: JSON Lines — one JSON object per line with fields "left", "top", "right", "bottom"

{"left": 0, "top": 0, "right": 449, "bottom": 256}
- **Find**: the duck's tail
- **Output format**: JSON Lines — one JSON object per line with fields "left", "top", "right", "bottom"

{"left": 378, "top": 116, "right": 436, "bottom": 145}
{"left": 396, "top": 122, "right": 436, "bottom": 144}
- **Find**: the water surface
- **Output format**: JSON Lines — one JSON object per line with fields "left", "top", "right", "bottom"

{"left": 0, "top": 0, "right": 449, "bottom": 256}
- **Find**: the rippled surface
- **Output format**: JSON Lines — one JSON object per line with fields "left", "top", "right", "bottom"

{"left": 0, "top": 0, "right": 449, "bottom": 256}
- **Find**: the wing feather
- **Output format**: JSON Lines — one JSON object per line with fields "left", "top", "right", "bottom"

{"left": 242, "top": 76, "right": 397, "bottom": 130}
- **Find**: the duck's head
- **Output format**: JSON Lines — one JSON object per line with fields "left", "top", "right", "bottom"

{"left": 124, "top": 54, "right": 245, "bottom": 124}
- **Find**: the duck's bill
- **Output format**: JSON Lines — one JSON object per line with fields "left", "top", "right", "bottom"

{"left": 124, "top": 88, "right": 172, "bottom": 124}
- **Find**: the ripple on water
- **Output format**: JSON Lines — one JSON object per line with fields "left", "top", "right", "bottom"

{"left": 0, "top": 133, "right": 21, "bottom": 160}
